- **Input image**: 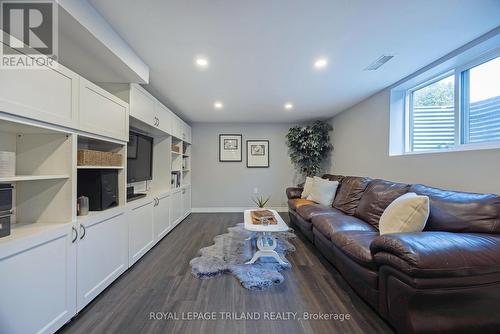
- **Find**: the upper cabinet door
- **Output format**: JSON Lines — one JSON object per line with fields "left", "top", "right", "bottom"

{"left": 79, "top": 78, "right": 129, "bottom": 141}
{"left": 171, "top": 114, "right": 183, "bottom": 139}
{"left": 129, "top": 84, "right": 158, "bottom": 129}
{"left": 0, "top": 63, "right": 78, "bottom": 129}
{"left": 183, "top": 123, "right": 192, "bottom": 144}
{"left": 156, "top": 102, "right": 172, "bottom": 135}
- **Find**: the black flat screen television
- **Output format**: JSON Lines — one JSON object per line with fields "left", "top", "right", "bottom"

{"left": 127, "top": 131, "right": 153, "bottom": 183}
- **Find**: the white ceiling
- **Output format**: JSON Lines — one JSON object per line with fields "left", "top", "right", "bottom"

{"left": 89, "top": 0, "right": 500, "bottom": 123}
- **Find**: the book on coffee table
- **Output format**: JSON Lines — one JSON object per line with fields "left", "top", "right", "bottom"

{"left": 250, "top": 210, "right": 277, "bottom": 225}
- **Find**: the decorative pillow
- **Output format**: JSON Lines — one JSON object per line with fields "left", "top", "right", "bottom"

{"left": 307, "top": 176, "right": 340, "bottom": 206}
{"left": 301, "top": 177, "right": 315, "bottom": 199}
{"left": 379, "top": 192, "right": 430, "bottom": 235}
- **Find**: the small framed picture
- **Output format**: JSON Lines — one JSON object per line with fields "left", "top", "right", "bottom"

{"left": 219, "top": 134, "right": 242, "bottom": 162}
{"left": 247, "top": 140, "right": 269, "bottom": 168}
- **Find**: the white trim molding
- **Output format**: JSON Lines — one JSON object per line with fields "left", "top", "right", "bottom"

{"left": 192, "top": 207, "right": 289, "bottom": 213}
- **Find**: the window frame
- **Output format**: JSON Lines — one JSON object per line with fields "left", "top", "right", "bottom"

{"left": 402, "top": 47, "right": 500, "bottom": 154}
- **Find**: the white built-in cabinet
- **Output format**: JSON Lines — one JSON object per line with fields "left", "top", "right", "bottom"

{"left": 0, "top": 62, "right": 79, "bottom": 129}
{"left": 129, "top": 83, "right": 159, "bottom": 129}
{"left": 154, "top": 192, "right": 172, "bottom": 241}
{"left": 182, "top": 186, "right": 192, "bottom": 217}
{"left": 156, "top": 102, "right": 173, "bottom": 135}
{"left": 170, "top": 188, "right": 183, "bottom": 225}
{"left": 76, "top": 211, "right": 128, "bottom": 311}
{"left": 129, "top": 84, "right": 191, "bottom": 142}
{"left": 0, "top": 225, "right": 76, "bottom": 334}
{"left": 0, "top": 49, "right": 192, "bottom": 334}
{"left": 128, "top": 199, "right": 155, "bottom": 266}
{"left": 78, "top": 78, "right": 129, "bottom": 142}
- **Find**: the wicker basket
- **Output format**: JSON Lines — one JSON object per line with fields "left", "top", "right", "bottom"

{"left": 172, "top": 145, "right": 180, "bottom": 153}
{"left": 101, "top": 151, "right": 123, "bottom": 166}
{"left": 78, "top": 149, "right": 101, "bottom": 166}
{"left": 78, "top": 149, "right": 122, "bottom": 167}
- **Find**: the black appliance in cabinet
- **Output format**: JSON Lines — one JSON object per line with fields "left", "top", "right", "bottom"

{"left": 0, "top": 184, "right": 13, "bottom": 238}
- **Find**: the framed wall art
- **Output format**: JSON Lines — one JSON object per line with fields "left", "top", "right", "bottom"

{"left": 246, "top": 140, "right": 269, "bottom": 168}
{"left": 219, "top": 134, "right": 242, "bottom": 162}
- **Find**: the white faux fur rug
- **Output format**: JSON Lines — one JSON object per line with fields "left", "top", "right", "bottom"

{"left": 190, "top": 223, "right": 296, "bottom": 290}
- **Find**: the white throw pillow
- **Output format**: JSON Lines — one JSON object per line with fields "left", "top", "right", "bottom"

{"left": 307, "top": 176, "right": 339, "bottom": 206}
{"left": 301, "top": 177, "right": 315, "bottom": 199}
{"left": 379, "top": 192, "right": 430, "bottom": 235}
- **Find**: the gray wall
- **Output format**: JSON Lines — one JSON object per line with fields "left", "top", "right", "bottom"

{"left": 191, "top": 123, "right": 300, "bottom": 209}
{"left": 329, "top": 89, "right": 500, "bottom": 194}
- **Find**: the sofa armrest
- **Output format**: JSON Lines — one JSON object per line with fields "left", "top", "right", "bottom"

{"left": 286, "top": 187, "right": 303, "bottom": 199}
{"left": 370, "top": 232, "right": 500, "bottom": 277}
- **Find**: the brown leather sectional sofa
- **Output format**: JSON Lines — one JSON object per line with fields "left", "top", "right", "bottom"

{"left": 286, "top": 175, "right": 500, "bottom": 334}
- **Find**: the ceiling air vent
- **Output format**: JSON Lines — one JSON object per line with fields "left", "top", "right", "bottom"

{"left": 364, "top": 55, "right": 394, "bottom": 71}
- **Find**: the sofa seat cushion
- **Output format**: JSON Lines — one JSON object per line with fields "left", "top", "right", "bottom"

{"left": 371, "top": 232, "right": 500, "bottom": 278}
{"left": 355, "top": 179, "right": 410, "bottom": 228}
{"left": 296, "top": 204, "right": 340, "bottom": 221}
{"left": 331, "top": 231, "right": 380, "bottom": 270}
{"left": 288, "top": 198, "right": 314, "bottom": 211}
{"left": 311, "top": 214, "right": 377, "bottom": 240}
{"left": 333, "top": 176, "right": 372, "bottom": 215}
{"left": 410, "top": 184, "right": 500, "bottom": 234}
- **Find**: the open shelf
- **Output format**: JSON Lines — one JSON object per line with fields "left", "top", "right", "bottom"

{"left": 0, "top": 175, "right": 69, "bottom": 182}
{"left": 182, "top": 169, "right": 190, "bottom": 172}
{"left": 171, "top": 151, "right": 181, "bottom": 155}
{"left": 77, "top": 205, "right": 126, "bottom": 224}
{"left": 77, "top": 166, "right": 124, "bottom": 169}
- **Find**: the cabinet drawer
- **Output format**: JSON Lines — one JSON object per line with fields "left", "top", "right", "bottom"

{"left": 79, "top": 79, "right": 129, "bottom": 141}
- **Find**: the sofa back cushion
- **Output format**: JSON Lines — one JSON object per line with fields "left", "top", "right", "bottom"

{"left": 322, "top": 174, "right": 344, "bottom": 183}
{"left": 307, "top": 177, "right": 340, "bottom": 206}
{"left": 333, "top": 176, "right": 371, "bottom": 215}
{"left": 410, "top": 184, "right": 500, "bottom": 234}
{"left": 355, "top": 179, "right": 410, "bottom": 228}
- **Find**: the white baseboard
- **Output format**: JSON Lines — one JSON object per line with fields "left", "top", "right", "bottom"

{"left": 192, "top": 207, "right": 288, "bottom": 213}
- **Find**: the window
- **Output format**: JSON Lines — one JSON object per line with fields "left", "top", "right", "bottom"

{"left": 401, "top": 51, "right": 500, "bottom": 154}
{"left": 409, "top": 75, "right": 455, "bottom": 151}
{"left": 462, "top": 57, "right": 500, "bottom": 144}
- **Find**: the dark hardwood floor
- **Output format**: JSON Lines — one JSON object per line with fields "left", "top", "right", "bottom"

{"left": 58, "top": 213, "right": 393, "bottom": 334}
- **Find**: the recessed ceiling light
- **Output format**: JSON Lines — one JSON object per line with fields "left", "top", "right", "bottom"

{"left": 214, "top": 101, "right": 223, "bottom": 110}
{"left": 284, "top": 103, "right": 293, "bottom": 110}
{"left": 195, "top": 57, "right": 209, "bottom": 68}
{"left": 314, "top": 57, "right": 328, "bottom": 69}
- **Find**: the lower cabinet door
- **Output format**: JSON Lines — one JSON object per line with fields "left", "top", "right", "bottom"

{"left": 77, "top": 212, "right": 128, "bottom": 312}
{"left": 182, "top": 186, "right": 192, "bottom": 217}
{"left": 0, "top": 225, "right": 76, "bottom": 334}
{"left": 154, "top": 193, "right": 171, "bottom": 241}
{"left": 128, "top": 200, "right": 155, "bottom": 266}
{"left": 171, "top": 189, "right": 182, "bottom": 226}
